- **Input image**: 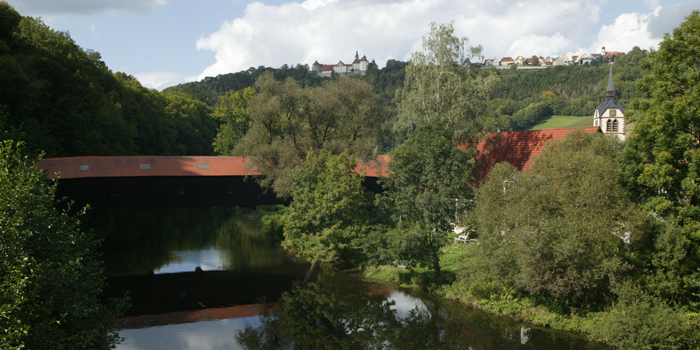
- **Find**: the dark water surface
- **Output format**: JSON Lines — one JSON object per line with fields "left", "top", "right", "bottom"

{"left": 85, "top": 208, "right": 612, "bottom": 350}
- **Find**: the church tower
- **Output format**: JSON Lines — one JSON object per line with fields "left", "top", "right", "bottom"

{"left": 593, "top": 66, "right": 626, "bottom": 141}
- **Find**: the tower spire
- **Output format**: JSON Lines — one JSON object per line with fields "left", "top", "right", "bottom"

{"left": 606, "top": 65, "right": 615, "bottom": 100}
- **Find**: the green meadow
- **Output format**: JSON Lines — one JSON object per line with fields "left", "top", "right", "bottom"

{"left": 528, "top": 115, "right": 593, "bottom": 130}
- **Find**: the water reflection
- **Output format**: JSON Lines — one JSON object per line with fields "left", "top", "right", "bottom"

{"left": 234, "top": 274, "right": 611, "bottom": 350}
{"left": 85, "top": 207, "right": 295, "bottom": 276}
{"left": 87, "top": 208, "right": 611, "bottom": 350}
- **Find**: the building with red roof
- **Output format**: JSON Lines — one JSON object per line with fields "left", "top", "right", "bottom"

{"left": 472, "top": 127, "right": 600, "bottom": 184}
{"left": 312, "top": 51, "right": 371, "bottom": 77}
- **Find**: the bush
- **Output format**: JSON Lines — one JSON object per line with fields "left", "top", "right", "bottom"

{"left": 586, "top": 282, "right": 698, "bottom": 350}
{"left": 0, "top": 141, "right": 123, "bottom": 349}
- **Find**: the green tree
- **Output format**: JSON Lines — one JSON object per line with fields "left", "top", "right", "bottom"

{"left": 0, "top": 141, "right": 124, "bottom": 349}
{"left": 234, "top": 72, "right": 384, "bottom": 197}
{"left": 395, "top": 22, "right": 498, "bottom": 141}
{"left": 282, "top": 150, "right": 373, "bottom": 264}
{"left": 619, "top": 10, "right": 700, "bottom": 302}
{"left": 468, "top": 131, "right": 631, "bottom": 304}
{"left": 379, "top": 125, "right": 474, "bottom": 275}
{"left": 213, "top": 87, "right": 255, "bottom": 155}
{"left": 380, "top": 23, "right": 494, "bottom": 275}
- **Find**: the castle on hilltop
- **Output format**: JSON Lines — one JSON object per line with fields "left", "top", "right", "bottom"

{"left": 312, "top": 52, "right": 375, "bottom": 78}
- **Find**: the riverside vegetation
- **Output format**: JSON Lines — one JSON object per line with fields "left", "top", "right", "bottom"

{"left": 2, "top": 0, "right": 700, "bottom": 348}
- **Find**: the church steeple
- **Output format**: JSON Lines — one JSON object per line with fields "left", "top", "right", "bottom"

{"left": 594, "top": 65, "right": 626, "bottom": 141}
{"left": 606, "top": 65, "right": 615, "bottom": 101}
{"left": 355, "top": 51, "right": 359, "bottom": 60}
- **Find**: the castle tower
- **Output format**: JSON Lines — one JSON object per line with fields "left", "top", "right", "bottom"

{"left": 593, "top": 66, "right": 625, "bottom": 141}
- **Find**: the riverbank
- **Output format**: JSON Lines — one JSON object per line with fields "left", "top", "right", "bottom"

{"left": 361, "top": 242, "right": 700, "bottom": 350}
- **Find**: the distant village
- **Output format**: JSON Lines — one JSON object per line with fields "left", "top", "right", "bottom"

{"left": 311, "top": 47, "right": 625, "bottom": 78}
{"left": 481, "top": 46, "right": 624, "bottom": 69}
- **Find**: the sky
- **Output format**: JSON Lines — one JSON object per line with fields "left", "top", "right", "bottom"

{"left": 6, "top": 0, "right": 699, "bottom": 90}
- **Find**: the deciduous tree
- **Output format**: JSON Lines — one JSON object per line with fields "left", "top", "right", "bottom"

{"left": 282, "top": 150, "right": 373, "bottom": 264}
{"left": 0, "top": 141, "right": 124, "bottom": 349}
{"left": 395, "top": 22, "right": 497, "bottom": 142}
{"left": 619, "top": 10, "right": 700, "bottom": 301}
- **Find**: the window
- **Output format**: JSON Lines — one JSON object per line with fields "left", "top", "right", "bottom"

{"left": 612, "top": 119, "right": 618, "bottom": 132}
{"left": 606, "top": 119, "right": 612, "bottom": 132}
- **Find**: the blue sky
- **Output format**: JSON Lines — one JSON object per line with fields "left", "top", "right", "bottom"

{"left": 6, "top": 0, "right": 699, "bottom": 90}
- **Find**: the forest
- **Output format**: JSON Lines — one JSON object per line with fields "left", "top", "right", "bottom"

{"left": 2, "top": 1, "right": 700, "bottom": 349}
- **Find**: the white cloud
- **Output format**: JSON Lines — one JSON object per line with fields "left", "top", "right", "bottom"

{"left": 133, "top": 72, "right": 183, "bottom": 90}
{"left": 580, "top": 6, "right": 663, "bottom": 56}
{"left": 647, "top": 0, "right": 700, "bottom": 38}
{"left": 90, "top": 24, "right": 99, "bottom": 38}
{"left": 192, "top": 0, "right": 607, "bottom": 80}
{"left": 505, "top": 32, "right": 572, "bottom": 58}
{"left": 6, "top": 0, "right": 171, "bottom": 16}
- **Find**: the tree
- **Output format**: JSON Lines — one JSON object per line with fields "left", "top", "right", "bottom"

{"left": 379, "top": 125, "right": 474, "bottom": 275}
{"left": 395, "top": 22, "right": 498, "bottom": 142}
{"left": 213, "top": 87, "right": 255, "bottom": 155}
{"left": 0, "top": 141, "right": 124, "bottom": 349}
{"left": 380, "top": 23, "right": 495, "bottom": 275}
{"left": 282, "top": 150, "right": 373, "bottom": 264}
{"left": 234, "top": 72, "right": 384, "bottom": 197}
{"left": 619, "top": 10, "right": 700, "bottom": 302}
{"left": 468, "top": 131, "right": 633, "bottom": 304}
{"left": 531, "top": 55, "right": 539, "bottom": 66}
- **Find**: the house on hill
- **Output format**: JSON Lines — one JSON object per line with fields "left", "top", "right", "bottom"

{"left": 500, "top": 57, "right": 515, "bottom": 66}
{"left": 601, "top": 46, "right": 623, "bottom": 60}
{"left": 553, "top": 55, "right": 569, "bottom": 66}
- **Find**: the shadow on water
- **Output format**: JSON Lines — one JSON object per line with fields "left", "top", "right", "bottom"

{"left": 86, "top": 208, "right": 612, "bottom": 350}
{"left": 84, "top": 207, "right": 310, "bottom": 316}
{"left": 235, "top": 273, "right": 612, "bottom": 350}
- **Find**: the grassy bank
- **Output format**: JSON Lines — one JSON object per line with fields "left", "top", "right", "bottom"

{"left": 361, "top": 241, "right": 700, "bottom": 349}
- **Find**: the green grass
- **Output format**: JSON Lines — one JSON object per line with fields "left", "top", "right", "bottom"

{"left": 361, "top": 240, "right": 473, "bottom": 292}
{"left": 529, "top": 115, "right": 592, "bottom": 130}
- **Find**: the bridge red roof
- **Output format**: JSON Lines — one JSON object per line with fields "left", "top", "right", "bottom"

{"left": 473, "top": 127, "right": 600, "bottom": 184}
{"left": 36, "top": 155, "right": 389, "bottom": 179}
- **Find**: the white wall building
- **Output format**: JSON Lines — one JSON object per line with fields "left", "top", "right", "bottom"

{"left": 312, "top": 51, "right": 373, "bottom": 77}
{"left": 593, "top": 66, "right": 626, "bottom": 141}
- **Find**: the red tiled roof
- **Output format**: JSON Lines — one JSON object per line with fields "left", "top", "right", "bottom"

{"left": 472, "top": 127, "right": 600, "bottom": 184}
{"left": 36, "top": 155, "right": 388, "bottom": 180}
{"left": 501, "top": 57, "right": 514, "bottom": 62}
{"left": 604, "top": 51, "right": 623, "bottom": 58}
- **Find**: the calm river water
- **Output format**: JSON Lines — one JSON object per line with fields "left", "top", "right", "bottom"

{"left": 84, "top": 207, "right": 612, "bottom": 350}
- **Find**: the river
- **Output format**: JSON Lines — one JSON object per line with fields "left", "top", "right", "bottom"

{"left": 84, "top": 207, "right": 612, "bottom": 350}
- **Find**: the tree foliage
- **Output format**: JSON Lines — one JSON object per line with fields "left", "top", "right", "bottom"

{"left": 467, "top": 131, "right": 633, "bottom": 304}
{"left": 233, "top": 72, "right": 384, "bottom": 197}
{"left": 0, "top": 141, "right": 123, "bottom": 349}
{"left": 395, "top": 22, "right": 498, "bottom": 141}
{"left": 0, "top": 2, "right": 218, "bottom": 157}
{"left": 619, "top": 10, "right": 700, "bottom": 302}
{"left": 212, "top": 87, "right": 255, "bottom": 155}
{"left": 380, "top": 124, "right": 474, "bottom": 275}
{"left": 282, "top": 150, "right": 373, "bottom": 264}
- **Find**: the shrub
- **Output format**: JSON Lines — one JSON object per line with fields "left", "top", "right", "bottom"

{"left": 586, "top": 282, "right": 698, "bottom": 350}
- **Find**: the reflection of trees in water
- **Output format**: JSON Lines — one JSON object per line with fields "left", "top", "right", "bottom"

{"left": 236, "top": 275, "right": 609, "bottom": 350}
{"left": 236, "top": 276, "right": 461, "bottom": 350}
{"left": 85, "top": 208, "right": 288, "bottom": 276}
